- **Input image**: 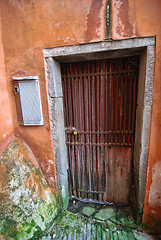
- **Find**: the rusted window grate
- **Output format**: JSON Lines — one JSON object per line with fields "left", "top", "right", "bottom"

{"left": 61, "top": 56, "right": 139, "bottom": 204}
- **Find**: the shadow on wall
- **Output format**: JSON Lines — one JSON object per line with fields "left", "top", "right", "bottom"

{"left": 0, "top": 137, "right": 59, "bottom": 239}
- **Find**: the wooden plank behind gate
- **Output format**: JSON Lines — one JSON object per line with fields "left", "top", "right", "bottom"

{"left": 61, "top": 56, "right": 139, "bottom": 204}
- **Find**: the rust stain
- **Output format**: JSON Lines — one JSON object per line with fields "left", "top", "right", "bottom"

{"left": 120, "top": 168, "right": 123, "bottom": 177}
{"left": 116, "top": 0, "right": 133, "bottom": 37}
{"left": 114, "top": 0, "right": 137, "bottom": 38}
{"left": 84, "top": 0, "right": 104, "bottom": 42}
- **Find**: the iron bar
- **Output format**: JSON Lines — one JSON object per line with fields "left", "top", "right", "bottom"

{"left": 62, "top": 69, "right": 137, "bottom": 78}
{"left": 73, "top": 189, "right": 104, "bottom": 194}
{"left": 88, "top": 61, "right": 92, "bottom": 199}
{"left": 71, "top": 65, "right": 79, "bottom": 197}
{"left": 81, "top": 63, "right": 86, "bottom": 199}
{"left": 66, "top": 130, "right": 134, "bottom": 134}
{"left": 96, "top": 61, "right": 99, "bottom": 200}
{"left": 91, "top": 61, "right": 96, "bottom": 200}
{"left": 66, "top": 142, "right": 133, "bottom": 147}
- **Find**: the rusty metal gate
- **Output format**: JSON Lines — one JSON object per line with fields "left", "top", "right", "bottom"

{"left": 61, "top": 56, "right": 139, "bottom": 204}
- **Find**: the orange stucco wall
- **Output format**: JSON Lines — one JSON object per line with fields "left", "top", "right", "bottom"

{"left": 0, "top": 10, "right": 13, "bottom": 152}
{"left": 0, "top": 0, "right": 161, "bottom": 233}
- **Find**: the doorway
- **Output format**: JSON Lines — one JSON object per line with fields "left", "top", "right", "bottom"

{"left": 44, "top": 37, "right": 155, "bottom": 211}
{"left": 61, "top": 56, "right": 139, "bottom": 204}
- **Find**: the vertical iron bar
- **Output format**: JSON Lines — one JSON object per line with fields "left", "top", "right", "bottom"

{"left": 115, "top": 73, "right": 119, "bottom": 143}
{"left": 75, "top": 63, "right": 81, "bottom": 198}
{"left": 120, "top": 74, "right": 123, "bottom": 143}
{"left": 88, "top": 62, "right": 92, "bottom": 198}
{"left": 79, "top": 63, "right": 84, "bottom": 198}
{"left": 84, "top": 62, "right": 89, "bottom": 199}
{"left": 69, "top": 73, "right": 75, "bottom": 195}
{"left": 73, "top": 64, "right": 79, "bottom": 197}
{"left": 123, "top": 73, "right": 127, "bottom": 144}
{"left": 85, "top": 62, "right": 89, "bottom": 199}
{"left": 105, "top": 60, "right": 108, "bottom": 200}
{"left": 132, "top": 73, "right": 136, "bottom": 143}
{"left": 102, "top": 60, "right": 106, "bottom": 198}
{"left": 78, "top": 80, "right": 82, "bottom": 198}
{"left": 63, "top": 71, "right": 73, "bottom": 194}
{"left": 81, "top": 63, "right": 86, "bottom": 199}
{"left": 111, "top": 60, "right": 114, "bottom": 201}
{"left": 91, "top": 61, "right": 96, "bottom": 200}
{"left": 128, "top": 73, "right": 132, "bottom": 144}
{"left": 96, "top": 60, "right": 100, "bottom": 200}
{"left": 111, "top": 61, "right": 114, "bottom": 143}
{"left": 99, "top": 61, "right": 102, "bottom": 201}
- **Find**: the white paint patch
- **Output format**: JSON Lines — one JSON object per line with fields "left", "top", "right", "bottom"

{"left": 48, "top": 160, "right": 54, "bottom": 165}
{"left": 3, "top": 134, "right": 6, "bottom": 138}
{"left": 96, "top": 28, "right": 101, "bottom": 37}
{"left": 45, "top": 190, "right": 51, "bottom": 203}
{"left": 148, "top": 161, "right": 161, "bottom": 207}
{"left": 49, "top": 177, "right": 55, "bottom": 185}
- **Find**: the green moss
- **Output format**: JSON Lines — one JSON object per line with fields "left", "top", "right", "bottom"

{"left": 95, "top": 207, "right": 116, "bottom": 221}
{"left": 0, "top": 217, "right": 16, "bottom": 234}
{"left": 9, "top": 229, "right": 19, "bottom": 238}
{"left": 30, "top": 225, "right": 44, "bottom": 239}
{"left": 81, "top": 206, "right": 96, "bottom": 217}
{"left": 0, "top": 137, "right": 60, "bottom": 240}
{"left": 0, "top": 206, "right": 60, "bottom": 240}
{"left": 0, "top": 217, "right": 20, "bottom": 240}
{"left": 51, "top": 210, "right": 85, "bottom": 238}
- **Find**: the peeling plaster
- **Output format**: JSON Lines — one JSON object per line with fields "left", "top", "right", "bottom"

{"left": 148, "top": 161, "right": 161, "bottom": 207}
{"left": 84, "top": 0, "right": 104, "bottom": 42}
{"left": 112, "top": 0, "right": 137, "bottom": 39}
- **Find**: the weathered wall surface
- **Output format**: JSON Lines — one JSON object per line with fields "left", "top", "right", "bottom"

{"left": 0, "top": 10, "right": 13, "bottom": 151}
{"left": 0, "top": 0, "right": 161, "bottom": 234}
{"left": 0, "top": 137, "right": 59, "bottom": 239}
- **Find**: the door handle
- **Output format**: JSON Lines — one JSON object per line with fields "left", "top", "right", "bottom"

{"left": 65, "top": 127, "right": 78, "bottom": 135}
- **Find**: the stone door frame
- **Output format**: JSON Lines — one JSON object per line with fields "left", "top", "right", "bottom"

{"left": 44, "top": 37, "right": 155, "bottom": 214}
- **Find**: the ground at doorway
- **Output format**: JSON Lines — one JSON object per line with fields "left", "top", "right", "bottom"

{"left": 41, "top": 198, "right": 159, "bottom": 240}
